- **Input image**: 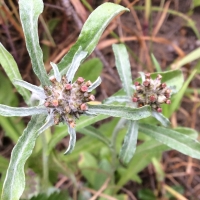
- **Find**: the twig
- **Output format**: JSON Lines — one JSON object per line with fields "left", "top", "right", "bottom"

{"left": 152, "top": 1, "right": 171, "bottom": 37}
{"left": 89, "top": 178, "right": 112, "bottom": 200}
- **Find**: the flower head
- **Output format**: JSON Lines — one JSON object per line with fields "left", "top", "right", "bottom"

{"left": 133, "top": 73, "right": 171, "bottom": 112}
{"left": 43, "top": 76, "right": 95, "bottom": 128}
{"left": 12, "top": 54, "right": 102, "bottom": 154}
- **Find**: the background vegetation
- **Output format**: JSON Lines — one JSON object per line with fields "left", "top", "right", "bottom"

{"left": 0, "top": 0, "right": 200, "bottom": 199}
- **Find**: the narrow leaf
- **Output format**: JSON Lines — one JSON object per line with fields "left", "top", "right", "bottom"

{"left": 112, "top": 44, "right": 133, "bottom": 97}
{"left": 50, "top": 62, "right": 61, "bottom": 82}
{"left": 19, "top": 0, "right": 50, "bottom": 86}
{"left": 66, "top": 47, "right": 87, "bottom": 82}
{"left": 79, "top": 126, "right": 110, "bottom": 146}
{"left": 88, "top": 76, "right": 102, "bottom": 92}
{"left": 139, "top": 123, "right": 200, "bottom": 159}
{"left": 151, "top": 54, "right": 162, "bottom": 72}
{"left": 57, "top": 3, "right": 129, "bottom": 75}
{"left": 14, "top": 79, "right": 46, "bottom": 99}
{"left": 0, "top": 43, "right": 30, "bottom": 104}
{"left": 48, "top": 114, "right": 108, "bottom": 153}
{"left": 0, "top": 105, "right": 47, "bottom": 116}
{"left": 174, "top": 127, "right": 198, "bottom": 139}
{"left": 138, "top": 72, "right": 145, "bottom": 82}
{"left": 37, "top": 115, "right": 54, "bottom": 135}
{"left": 88, "top": 104, "right": 151, "bottom": 120}
{"left": 103, "top": 96, "right": 131, "bottom": 104}
{"left": 1, "top": 115, "right": 47, "bottom": 200}
{"left": 64, "top": 126, "right": 76, "bottom": 154}
{"left": 134, "top": 69, "right": 184, "bottom": 94}
{"left": 119, "top": 121, "right": 139, "bottom": 165}
{"left": 152, "top": 111, "right": 170, "bottom": 127}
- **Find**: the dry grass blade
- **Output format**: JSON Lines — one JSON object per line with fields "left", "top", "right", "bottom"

{"left": 152, "top": 1, "right": 171, "bottom": 37}
{"left": 70, "top": 0, "right": 88, "bottom": 22}
{"left": 122, "top": 0, "right": 153, "bottom": 71}
{"left": 89, "top": 177, "right": 111, "bottom": 200}
{"left": 164, "top": 184, "right": 188, "bottom": 200}
{"left": 98, "top": 36, "right": 185, "bottom": 57}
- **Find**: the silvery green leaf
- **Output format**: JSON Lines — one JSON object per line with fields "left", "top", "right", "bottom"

{"left": 64, "top": 126, "right": 76, "bottom": 154}
{"left": 103, "top": 96, "right": 130, "bottom": 104}
{"left": 88, "top": 104, "right": 151, "bottom": 120}
{"left": 0, "top": 105, "right": 48, "bottom": 117}
{"left": 119, "top": 120, "right": 139, "bottom": 165}
{"left": 139, "top": 123, "right": 200, "bottom": 160}
{"left": 19, "top": 0, "right": 50, "bottom": 86}
{"left": 112, "top": 44, "right": 133, "bottom": 97}
{"left": 1, "top": 115, "right": 47, "bottom": 200}
{"left": 50, "top": 62, "right": 61, "bottom": 82}
{"left": 152, "top": 111, "right": 170, "bottom": 127}
{"left": 88, "top": 76, "right": 101, "bottom": 92}
{"left": 37, "top": 115, "right": 54, "bottom": 135}
{"left": 0, "top": 43, "right": 30, "bottom": 104}
{"left": 138, "top": 72, "right": 145, "bottom": 82}
{"left": 14, "top": 79, "right": 46, "bottom": 99}
{"left": 66, "top": 47, "right": 87, "bottom": 82}
{"left": 57, "top": 3, "right": 129, "bottom": 75}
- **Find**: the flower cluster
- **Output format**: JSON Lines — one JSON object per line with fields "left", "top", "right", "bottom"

{"left": 44, "top": 76, "right": 95, "bottom": 127}
{"left": 132, "top": 73, "right": 171, "bottom": 112}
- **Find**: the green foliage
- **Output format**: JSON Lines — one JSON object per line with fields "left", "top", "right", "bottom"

{"left": 0, "top": 43, "right": 30, "bottom": 104}
{"left": 19, "top": 0, "right": 50, "bottom": 86}
{"left": 57, "top": 3, "right": 129, "bottom": 75}
{"left": 1, "top": 0, "right": 200, "bottom": 199}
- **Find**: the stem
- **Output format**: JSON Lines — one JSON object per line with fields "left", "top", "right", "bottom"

{"left": 110, "top": 118, "right": 127, "bottom": 172}
{"left": 41, "top": 131, "right": 49, "bottom": 191}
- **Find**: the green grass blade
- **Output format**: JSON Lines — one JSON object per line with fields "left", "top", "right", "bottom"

{"left": 88, "top": 104, "right": 151, "bottom": 120}
{"left": 151, "top": 54, "right": 162, "bottom": 72}
{"left": 19, "top": 0, "right": 50, "bottom": 86}
{"left": 172, "top": 47, "right": 200, "bottom": 69}
{"left": 119, "top": 121, "right": 139, "bottom": 165}
{"left": 139, "top": 123, "right": 200, "bottom": 159}
{"left": 0, "top": 43, "right": 30, "bottom": 104}
{"left": 1, "top": 115, "right": 47, "bottom": 200}
{"left": 112, "top": 44, "right": 133, "bottom": 97}
{"left": 57, "top": 3, "right": 129, "bottom": 75}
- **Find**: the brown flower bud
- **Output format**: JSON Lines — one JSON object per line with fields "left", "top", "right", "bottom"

{"left": 143, "top": 80, "right": 150, "bottom": 87}
{"left": 44, "top": 102, "right": 49, "bottom": 107}
{"left": 86, "top": 81, "right": 92, "bottom": 87}
{"left": 49, "top": 76, "right": 56, "bottom": 83}
{"left": 149, "top": 95, "right": 156, "bottom": 102}
{"left": 81, "top": 85, "right": 88, "bottom": 92}
{"left": 157, "top": 107, "right": 162, "bottom": 112}
{"left": 89, "top": 95, "right": 95, "bottom": 101}
{"left": 77, "top": 77, "right": 84, "bottom": 84}
{"left": 166, "top": 99, "right": 171, "bottom": 104}
{"left": 134, "top": 82, "right": 140, "bottom": 86}
{"left": 65, "top": 84, "right": 72, "bottom": 90}
{"left": 161, "top": 83, "right": 166, "bottom": 88}
{"left": 52, "top": 99, "right": 59, "bottom": 107}
{"left": 145, "top": 73, "right": 151, "bottom": 79}
{"left": 80, "top": 103, "right": 88, "bottom": 111}
{"left": 132, "top": 97, "right": 138, "bottom": 102}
